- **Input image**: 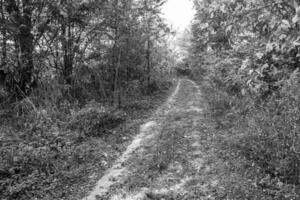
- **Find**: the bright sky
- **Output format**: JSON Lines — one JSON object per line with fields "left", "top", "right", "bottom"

{"left": 162, "top": 0, "right": 195, "bottom": 60}
{"left": 162, "top": 0, "right": 195, "bottom": 32}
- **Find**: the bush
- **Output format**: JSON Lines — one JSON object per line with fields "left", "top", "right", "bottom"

{"left": 68, "top": 101, "right": 126, "bottom": 137}
{"left": 193, "top": 52, "right": 300, "bottom": 186}
{"left": 0, "top": 123, "right": 80, "bottom": 199}
{"left": 0, "top": 100, "right": 123, "bottom": 199}
{"left": 237, "top": 74, "right": 300, "bottom": 185}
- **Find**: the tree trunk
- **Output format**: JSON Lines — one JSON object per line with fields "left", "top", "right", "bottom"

{"left": 113, "top": 51, "right": 121, "bottom": 107}
{"left": 0, "top": 0, "right": 7, "bottom": 85}
{"left": 112, "top": 0, "right": 121, "bottom": 107}
{"left": 145, "top": 0, "right": 152, "bottom": 94}
{"left": 146, "top": 39, "right": 151, "bottom": 92}
{"left": 17, "top": 0, "right": 36, "bottom": 96}
{"left": 62, "top": 22, "right": 73, "bottom": 85}
{"left": 124, "top": 0, "right": 133, "bottom": 102}
{"left": 4, "top": 0, "right": 36, "bottom": 97}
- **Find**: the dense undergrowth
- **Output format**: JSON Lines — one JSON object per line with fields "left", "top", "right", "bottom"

{"left": 186, "top": 1, "right": 300, "bottom": 198}
{"left": 190, "top": 51, "right": 300, "bottom": 199}
{"left": 0, "top": 78, "right": 173, "bottom": 200}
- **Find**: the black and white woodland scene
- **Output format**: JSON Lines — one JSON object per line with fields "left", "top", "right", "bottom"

{"left": 1, "top": 0, "right": 300, "bottom": 199}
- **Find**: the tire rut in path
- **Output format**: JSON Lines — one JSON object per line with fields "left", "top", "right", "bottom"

{"left": 82, "top": 79, "right": 182, "bottom": 200}
{"left": 107, "top": 79, "right": 205, "bottom": 200}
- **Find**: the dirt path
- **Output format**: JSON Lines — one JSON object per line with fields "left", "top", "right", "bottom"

{"left": 82, "top": 79, "right": 300, "bottom": 200}
{"left": 82, "top": 79, "right": 235, "bottom": 200}
{"left": 83, "top": 80, "right": 183, "bottom": 200}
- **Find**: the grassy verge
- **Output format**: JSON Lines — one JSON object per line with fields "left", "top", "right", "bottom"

{"left": 0, "top": 80, "right": 173, "bottom": 200}
{"left": 190, "top": 53, "right": 300, "bottom": 199}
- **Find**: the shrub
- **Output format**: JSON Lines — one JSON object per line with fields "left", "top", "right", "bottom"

{"left": 68, "top": 101, "right": 126, "bottom": 137}
{"left": 238, "top": 73, "right": 300, "bottom": 185}
{"left": 196, "top": 53, "right": 300, "bottom": 186}
{"left": 0, "top": 102, "right": 114, "bottom": 199}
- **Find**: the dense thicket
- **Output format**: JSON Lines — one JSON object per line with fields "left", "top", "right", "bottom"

{"left": 0, "top": 0, "right": 174, "bottom": 199}
{"left": 189, "top": 0, "right": 300, "bottom": 193}
{"left": 0, "top": 0, "right": 172, "bottom": 104}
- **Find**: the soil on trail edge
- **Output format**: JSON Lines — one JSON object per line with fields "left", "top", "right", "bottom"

{"left": 83, "top": 80, "right": 182, "bottom": 200}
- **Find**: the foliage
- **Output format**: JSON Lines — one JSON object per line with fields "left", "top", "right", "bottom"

{"left": 189, "top": 0, "right": 300, "bottom": 196}
{"left": 0, "top": 113, "right": 98, "bottom": 199}
{"left": 68, "top": 101, "right": 126, "bottom": 137}
{"left": 0, "top": 0, "right": 173, "bottom": 103}
{"left": 0, "top": 82, "right": 172, "bottom": 199}
{"left": 0, "top": 0, "right": 175, "bottom": 199}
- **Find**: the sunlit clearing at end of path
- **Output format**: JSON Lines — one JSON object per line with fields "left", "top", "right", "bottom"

{"left": 162, "top": 0, "right": 195, "bottom": 31}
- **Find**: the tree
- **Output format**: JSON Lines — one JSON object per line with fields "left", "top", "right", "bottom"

{"left": 190, "top": 0, "right": 300, "bottom": 185}
{"left": 4, "top": 0, "right": 35, "bottom": 96}
{"left": 138, "top": 0, "right": 169, "bottom": 93}
{"left": 0, "top": 0, "right": 7, "bottom": 90}
{"left": 0, "top": 0, "right": 171, "bottom": 105}
{"left": 0, "top": 0, "right": 56, "bottom": 97}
